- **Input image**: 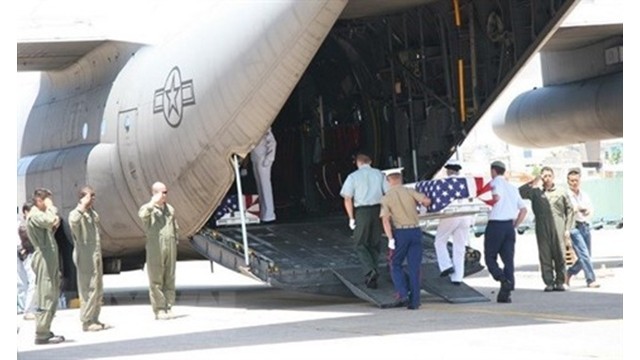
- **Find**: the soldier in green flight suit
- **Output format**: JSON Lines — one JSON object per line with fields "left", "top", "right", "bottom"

{"left": 520, "top": 167, "right": 575, "bottom": 292}
{"left": 27, "top": 188, "right": 65, "bottom": 345}
{"left": 138, "top": 181, "right": 179, "bottom": 320}
{"left": 69, "top": 185, "right": 110, "bottom": 332}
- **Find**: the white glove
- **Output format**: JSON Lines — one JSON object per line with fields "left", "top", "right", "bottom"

{"left": 388, "top": 238, "right": 395, "bottom": 250}
{"left": 349, "top": 219, "right": 356, "bottom": 230}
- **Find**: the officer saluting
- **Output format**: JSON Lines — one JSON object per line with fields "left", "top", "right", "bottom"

{"left": 27, "top": 188, "right": 65, "bottom": 344}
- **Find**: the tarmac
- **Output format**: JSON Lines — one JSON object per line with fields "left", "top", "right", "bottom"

{"left": 16, "top": 227, "right": 627, "bottom": 360}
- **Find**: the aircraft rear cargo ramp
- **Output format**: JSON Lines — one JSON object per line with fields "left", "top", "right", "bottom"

{"left": 191, "top": 217, "right": 489, "bottom": 307}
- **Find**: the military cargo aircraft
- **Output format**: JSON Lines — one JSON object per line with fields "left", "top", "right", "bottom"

{"left": 18, "top": 0, "right": 619, "bottom": 306}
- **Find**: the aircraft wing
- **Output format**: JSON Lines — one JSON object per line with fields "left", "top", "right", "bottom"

{"left": 18, "top": 40, "right": 111, "bottom": 71}
{"left": 541, "top": 23, "right": 622, "bottom": 52}
{"left": 538, "top": 23, "right": 623, "bottom": 87}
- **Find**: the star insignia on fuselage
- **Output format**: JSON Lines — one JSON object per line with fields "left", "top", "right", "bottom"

{"left": 153, "top": 66, "right": 196, "bottom": 127}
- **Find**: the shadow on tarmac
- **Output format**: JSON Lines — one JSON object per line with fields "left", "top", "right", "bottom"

{"left": 19, "top": 228, "right": 624, "bottom": 359}
{"left": 19, "top": 282, "right": 622, "bottom": 360}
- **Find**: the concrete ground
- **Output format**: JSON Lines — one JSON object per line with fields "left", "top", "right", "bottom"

{"left": 17, "top": 227, "right": 626, "bottom": 360}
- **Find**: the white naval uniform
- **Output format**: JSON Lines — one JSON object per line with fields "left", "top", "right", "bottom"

{"left": 251, "top": 129, "right": 277, "bottom": 222}
{"left": 434, "top": 175, "right": 473, "bottom": 283}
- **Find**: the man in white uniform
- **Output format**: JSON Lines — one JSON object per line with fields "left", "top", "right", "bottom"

{"left": 251, "top": 128, "right": 277, "bottom": 223}
{"left": 434, "top": 160, "right": 473, "bottom": 285}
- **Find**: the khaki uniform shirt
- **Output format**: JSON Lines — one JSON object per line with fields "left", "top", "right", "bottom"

{"left": 380, "top": 186, "right": 428, "bottom": 228}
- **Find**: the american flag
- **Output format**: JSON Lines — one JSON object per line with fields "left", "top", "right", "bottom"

{"left": 213, "top": 194, "right": 241, "bottom": 221}
{"left": 213, "top": 194, "right": 261, "bottom": 221}
{"left": 415, "top": 177, "right": 471, "bottom": 212}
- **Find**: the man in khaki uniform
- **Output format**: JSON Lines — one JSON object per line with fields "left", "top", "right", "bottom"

{"left": 138, "top": 182, "right": 179, "bottom": 320}
{"left": 69, "top": 186, "right": 110, "bottom": 331}
{"left": 380, "top": 168, "right": 431, "bottom": 310}
{"left": 27, "top": 188, "right": 65, "bottom": 345}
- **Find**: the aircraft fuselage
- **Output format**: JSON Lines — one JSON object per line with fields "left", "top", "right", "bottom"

{"left": 19, "top": 0, "right": 349, "bottom": 258}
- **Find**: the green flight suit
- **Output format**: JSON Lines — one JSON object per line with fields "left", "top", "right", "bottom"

{"left": 138, "top": 201, "right": 178, "bottom": 316}
{"left": 520, "top": 184, "right": 574, "bottom": 287}
{"left": 26, "top": 206, "right": 61, "bottom": 341}
{"left": 69, "top": 207, "right": 104, "bottom": 328}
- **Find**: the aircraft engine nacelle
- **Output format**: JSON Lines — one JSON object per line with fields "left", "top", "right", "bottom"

{"left": 493, "top": 71, "right": 622, "bottom": 148}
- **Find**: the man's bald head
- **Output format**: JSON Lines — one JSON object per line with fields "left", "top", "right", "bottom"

{"left": 152, "top": 182, "right": 167, "bottom": 193}
{"left": 151, "top": 182, "right": 168, "bottom": 205}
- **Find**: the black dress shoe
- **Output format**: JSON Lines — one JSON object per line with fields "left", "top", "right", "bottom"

{"left": 497, "top": 279, "right": 512, "bottom": 303}
{"left": 383, "top": 298, "right": 409, "bottom": 308}
{"left": 500, "top": 279, "right": 513, "bottom": 291}
{"left": 497, "top": 288, "right": 512, "bottom": 303}
{"left": 440, "top": 267, "right": 454, "bottom": 277}
{"left": 451, "top": 281, "right": 461, "bottom": 286}
{"left": 365, "top": 270, "right": 379, "bottom": 289}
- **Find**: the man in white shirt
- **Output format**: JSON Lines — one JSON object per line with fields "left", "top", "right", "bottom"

{"left": 565, "top": 168, "right": 600, "bottom": 288}
{"left": 484, "top": 161, "right": 528, "bottom": 303}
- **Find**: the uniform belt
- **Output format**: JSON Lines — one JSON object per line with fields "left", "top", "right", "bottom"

{"left": 395, "top": 224, "right": 420, "bottom": 229}
{"left": 356, "top": 204, "right": 380, "bottom": 209}
{"left": 576, "top": 221, "right": 589, "bottom": 225}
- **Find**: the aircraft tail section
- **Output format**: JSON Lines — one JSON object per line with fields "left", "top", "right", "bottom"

{"left": 93, "top": 0, "right": 350, "bottom": 250}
